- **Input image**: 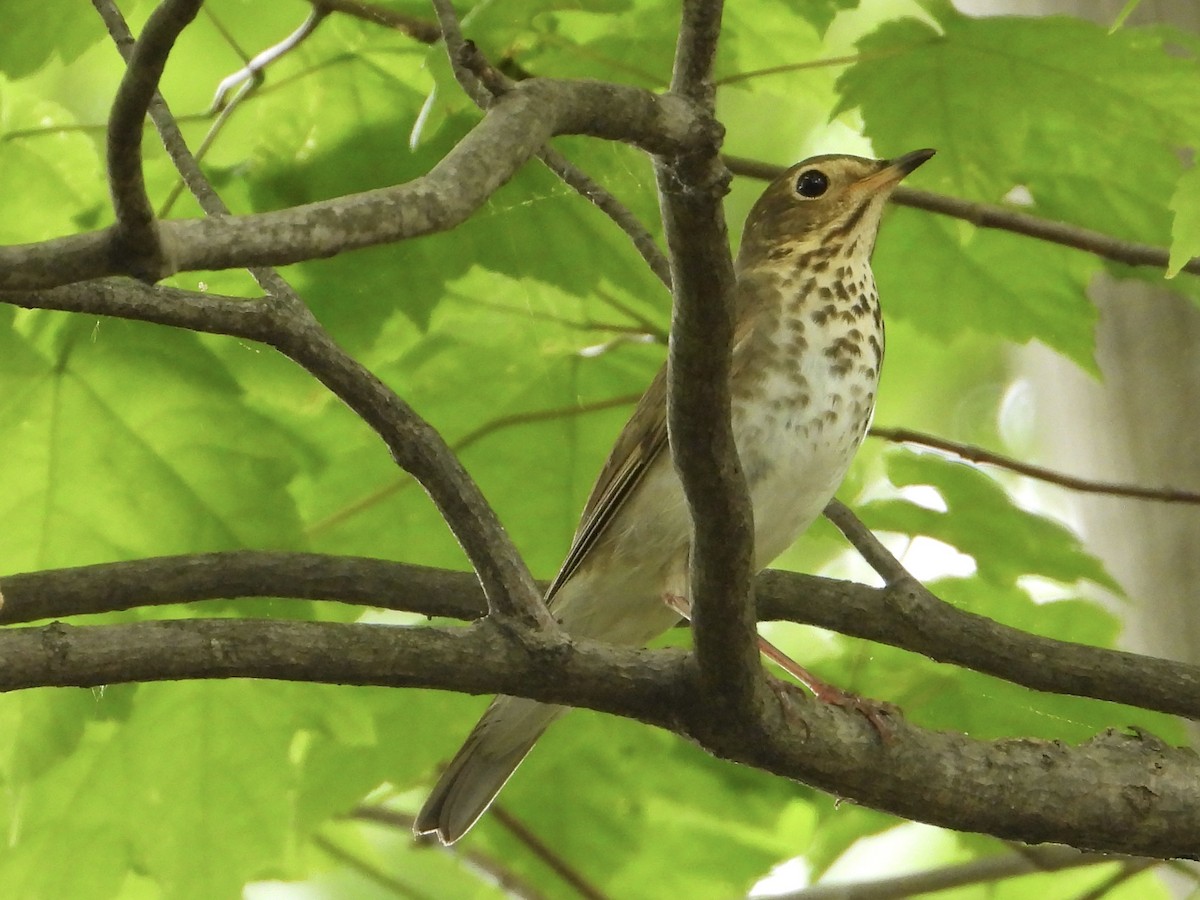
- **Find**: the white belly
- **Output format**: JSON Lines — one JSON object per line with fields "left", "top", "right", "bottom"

{"left": 554, "top": 299, "right": 881, "bottom": 645}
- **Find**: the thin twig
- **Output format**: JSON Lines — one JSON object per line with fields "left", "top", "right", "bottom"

{"left": 451, "top": 293, "right": 657, "bottom": 337}
{"left": 93, "top": 0, "right": 233, "bottom": 219}
{"left": 211, "top": 6, "right": 330, "bottom": 112}
{"left": 160, "top": 7, "right": 334, "bottom": 215}
{"left": 312, "top": 833, "right": 431, "bottom": 900}
{"left": 772, "top": 844, "right": 1145, "bottom": 900}
{"left": 1068, "top": 859, "right": 1160, "bottom": 900}
{"left": 306, "top": 393, "right": 641, "bottom": 538}
{"left": 725, "top": 155, "right": 1200, "bottom": 277}
{"left": 201, "top": 4, "right": 251, "bottom": 64}
{"left": 269, "top": 307, "right": 555, "bottom": 630}
{"left": 592, "top": 287, "right": 669, "bottom": 341}
{"left": 316, "top": 0, "right": 441, "bottom": 42}
{"left": 540, "top": 146, "right": 673, "bottom": 288}
{"left": 428, "top": 0, "right": 489, "bottom": 103}
{"left": 158, "top": 78, "right": 253, "bottom": 216}
{"left": 351, "top": 806, "right": 550, "bottom": 900}
{"left": 822, "top": 499, "right": 916, "bottom": 588}
{"left": 871, "top": 426, "right": 1200, "bottom": 505}
{"left": 431, "top": 0, "right": 673, "bottom": 288}
{"left": 491, "top": 807, "right": 612, "bottom": 900}
{"left": 714, "top": 48, "right": 906, "bottom": 86}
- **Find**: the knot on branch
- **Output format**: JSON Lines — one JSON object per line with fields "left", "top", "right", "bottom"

{"left": 653, "top": 104, "right": 729, "bottom": 200}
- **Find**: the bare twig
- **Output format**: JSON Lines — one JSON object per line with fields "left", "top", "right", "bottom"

{"left": 158, "top": 80, "right": 252, "bottom": 216}
{"left": 307, "top": 393, "right": 642, "bottom": 538}
{"left": 431, "top": 1, "right": 673, "bottom": 289}
{"left": 94, "top": 0, "right": 205, "bottom": 279}
{"left": 211, "top": 7, "right": 330, "bottom": 112}
{"left": 823, "top": 499, "right": 917, "bottom": 588}
{"left": 317, "top": 0, "right": 441, "bottom": 42}
{"left": 725, "top": 155, "right": 1200, "bottom": 277}
{"left": 312, "top": 833, "right": 431, "bottom": 900}
{"left": 592, "top": 287, "right": 669, "bottom": 340}
{"left": 1069, "top": 859, "right": 1159, "bottom": 900}
{"left": 714, "top": 49, "right": 906, "bottom": 86}
{"left": 871, "top": 426, "right": 1200, "bottom": 504}
{"left": 773, "top": 844, "right": 1146, "bottom": 900}
{"left": 271, "top": 319, "right": 554, "bottom": 629}
{"left": 429, "top": 0, "right": 492, "bottom": 104}
{"left": 352, "top": 806, "right": 551, "bottom": 900}
{"left": 94, "top": 0, "right": 233, "bottom": 219}
{"left": 899, "top": 185, "right": 1200, "bottom": 277}
{"left": 541, "top": 147, "right": 673, "bottom": 288}
{"left": 159, "top": 7, "right": 336, "bottom": 215}
{"left": 492, "top": 807, "right": 611, "bottom": 900}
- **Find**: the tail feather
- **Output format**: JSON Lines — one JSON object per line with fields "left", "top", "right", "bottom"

{"left": 414, "top": 696, "right": 564, "bottom": 844}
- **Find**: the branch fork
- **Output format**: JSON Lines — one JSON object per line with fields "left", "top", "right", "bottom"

{"left": 0, "top": 0, "right": 1195, "bottom": 864}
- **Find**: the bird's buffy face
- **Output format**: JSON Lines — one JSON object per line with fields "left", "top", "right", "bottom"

{"left": 736, "top": 150, "right": 934, "bottom": 270}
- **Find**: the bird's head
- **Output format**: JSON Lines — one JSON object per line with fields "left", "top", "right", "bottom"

{"left": 737, "top": 149, "right": 935, "bottom": 270}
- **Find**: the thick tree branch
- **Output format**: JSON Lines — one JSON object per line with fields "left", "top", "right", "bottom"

{"left": 726, "top": 155, "right": 1200, "bottom": 278}
{"left": 657, "top": 0, "right": 763, "bottom": 718}
{"left": 0, "top": 615, "right": 1197, "bottom": 858}
{"left": 1, "top": 281, "right": 275, "bottom": 339}
{"left": 7, "top": 552, "right": 1200, "bottom": 721}
{"left": 269, "top": 315, "right": 552, "bottom": 629}
{"left": 2, "top": 206, "right": 553, "bottom": 631}
{"left": 88, "top": 5, "right": 554, "bottom": 631}
{"left": 0, "top": 79, "right": 706, "bottom": 290}
{"left": 669, "top": 0, "right": 725, "bottom": 104}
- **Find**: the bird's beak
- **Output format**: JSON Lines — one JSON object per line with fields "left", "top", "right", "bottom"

{"left": 854, "top": 148, "right": 936, "bottom": 193}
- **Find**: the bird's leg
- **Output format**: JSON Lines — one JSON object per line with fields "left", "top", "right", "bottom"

{"left": 663, "top": 592, "right": 839, "bottom": 694}
{"left": 662, "top": 592, "right": 896, "bottom": 737}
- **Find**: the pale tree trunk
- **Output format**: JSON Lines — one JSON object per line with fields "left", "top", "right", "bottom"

{"left": 957, "top": 0, "right": 1200, "bottom": 665}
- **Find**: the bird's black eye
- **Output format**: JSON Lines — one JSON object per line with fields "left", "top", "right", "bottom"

{"left": 795, "top": 169, "right": 829, "bottom": 199}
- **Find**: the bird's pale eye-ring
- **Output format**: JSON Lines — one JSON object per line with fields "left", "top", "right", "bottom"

{"left": 795, "top": 169, "right": 830, "bottom": 199}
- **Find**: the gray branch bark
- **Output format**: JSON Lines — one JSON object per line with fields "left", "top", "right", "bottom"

{"left": 0, "top": 605, "right": 1196, "bottom": 859}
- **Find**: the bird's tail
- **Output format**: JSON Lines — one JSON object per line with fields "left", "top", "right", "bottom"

{"left": 414, "top": 695, "right": 564, "bottom": 844}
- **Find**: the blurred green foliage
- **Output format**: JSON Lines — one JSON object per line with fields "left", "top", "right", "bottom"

{"left": 0, "top": 0, "right": 1195, "bottom": 897}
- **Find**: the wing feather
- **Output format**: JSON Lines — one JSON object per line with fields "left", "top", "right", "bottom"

{"left": 544, "top": 283, "right": 769, "bottom": 605}
{"left": 544, "top": 364, "right": 668, "bottom": 603}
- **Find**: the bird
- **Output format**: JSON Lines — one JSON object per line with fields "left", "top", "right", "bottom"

{"left": 414, "top": 148, "right": 936, "bottom": 844}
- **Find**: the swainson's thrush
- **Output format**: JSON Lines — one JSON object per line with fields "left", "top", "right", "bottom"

{"left": 415, "top": 149, "right": 935, "bottom": 844}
